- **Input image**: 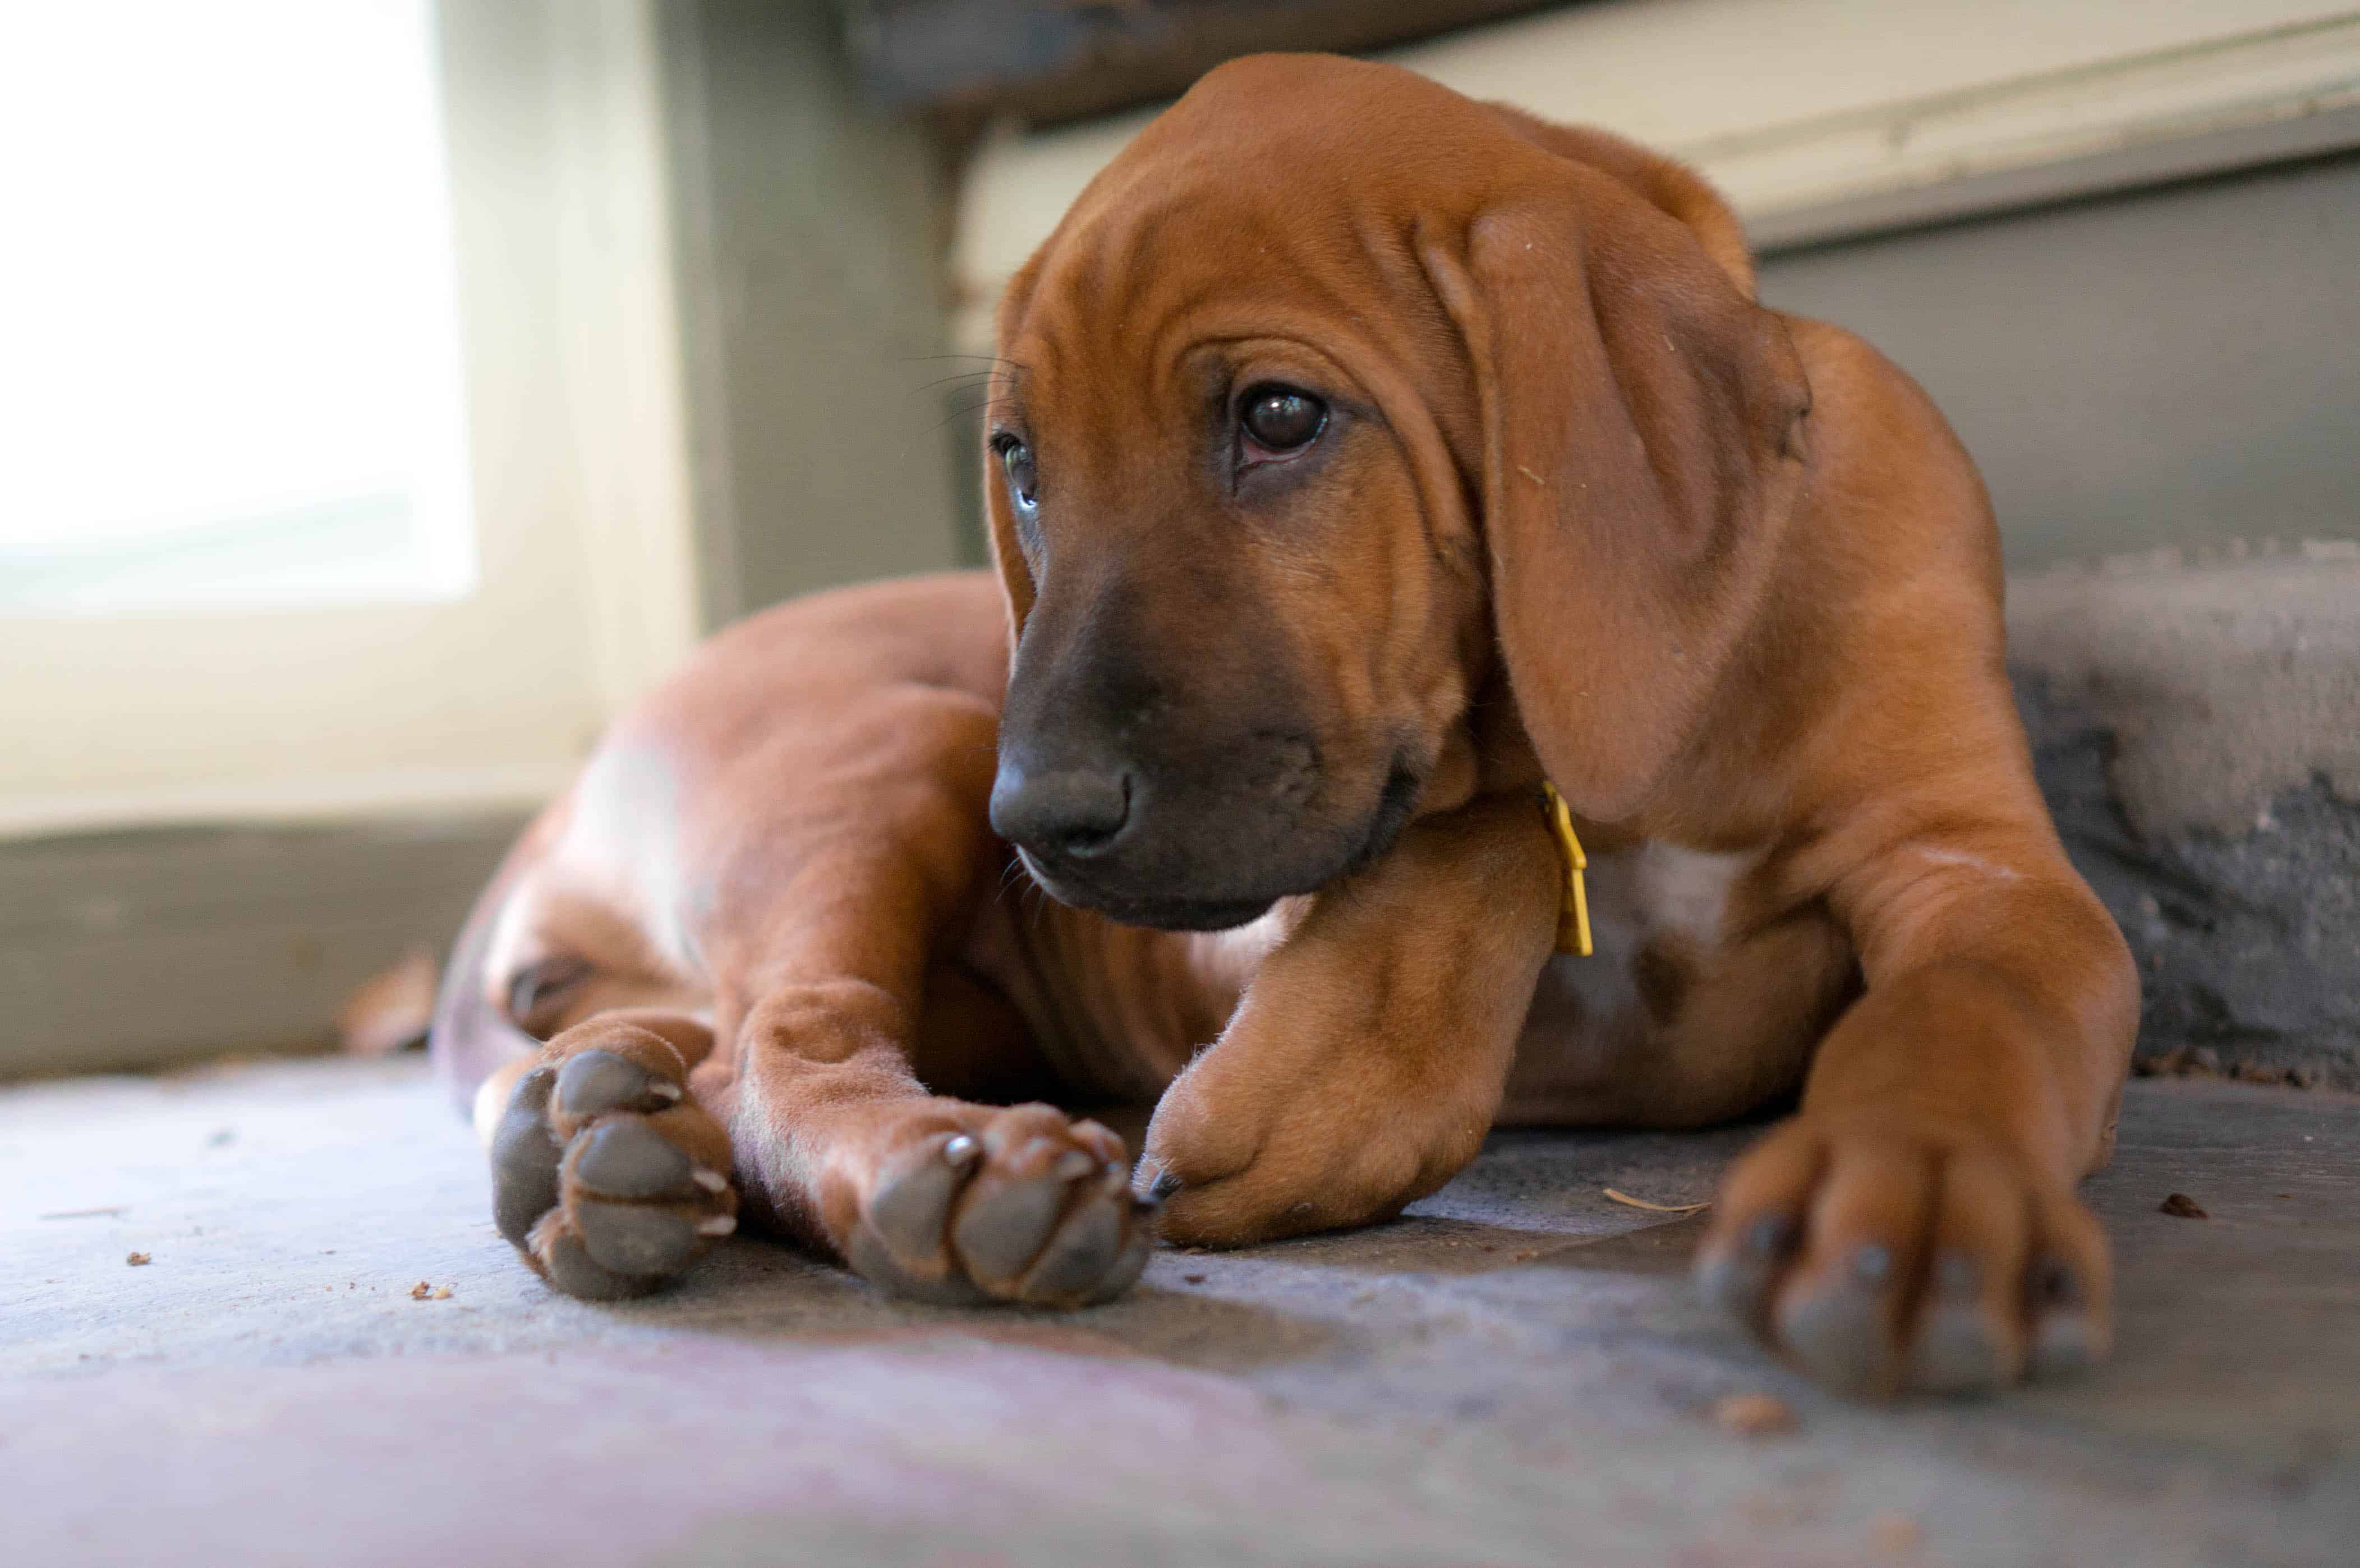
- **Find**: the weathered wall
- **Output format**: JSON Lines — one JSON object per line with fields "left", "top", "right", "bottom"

{"left": 1759, "top": 153, "right": 2360, "bottom": 571}
{"left": 661, "top": 0, "right": 967, "bottom": 625}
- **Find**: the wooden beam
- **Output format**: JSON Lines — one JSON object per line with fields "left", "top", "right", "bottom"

{"left": 839, "top": 0, "right": 1572, "bottom": 127}
{"left": 0, "top": 817, "right": 522, "bottom": 1078}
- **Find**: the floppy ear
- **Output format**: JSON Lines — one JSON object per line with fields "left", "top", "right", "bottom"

{"left": 1422, "top": 164, "right": 1810, "bottom": 822}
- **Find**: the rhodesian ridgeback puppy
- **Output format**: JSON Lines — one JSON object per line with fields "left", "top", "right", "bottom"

{"left": 433, "top": 54, "right": 2137, "bottom": 1396}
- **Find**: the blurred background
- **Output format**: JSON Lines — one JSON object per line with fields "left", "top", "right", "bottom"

{"left": 4, "top": 0, "right": 2356, "bottom": 1078}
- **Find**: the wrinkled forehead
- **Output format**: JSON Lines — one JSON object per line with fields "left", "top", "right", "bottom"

{"left": 1001, "top": 59, "right": 1505, "bottom": 391}
{"left": 1009, "top": 181, "right": 1354, "bottom": 390}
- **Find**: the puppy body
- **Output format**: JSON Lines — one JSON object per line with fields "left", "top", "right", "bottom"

{"left": 438, "top": 57, "right": 2134, "bottom": 1393}
{"left": 437, "top": 574, "right": 1236, "bottom": 1306}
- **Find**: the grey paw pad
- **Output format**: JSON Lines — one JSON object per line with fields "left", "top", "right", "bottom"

{"left": 541, "top": 1232, "right": 665, "bottom": 1301}
{"left": 1908, "top": 1306, "right": 2008, "bottom": 1394}
{"left": 866, "top": 1136, "right": 976, "bottom": 1261}
{"left": 571, "top": 1117, "right": 693, "bottom": 1200}
{"left": 2024, "top": 1256, "right": 2099, "bottom": 1380}
{"left": 953, "top": 1177, "right": 1069, "bottom": 1284}
{"left": 555, "top": 1049, "right": 672, "bottom": 1118}
{"left": 1695, "top": 1213, "right": 1797, "bottom": 1326}
{"left": 490, "top": 1068, "right": 563, "bottom": 1247}
{"left": 2026, "top": 1312, "right": 2099, "bottom": 1381}
{"left": 577, "top": 1202, "right": 700, "bottom": 1278}
{"left": 846, "top": 1226, "right": 989, "bottom": 1307}
{"left": 1083, "top": 1220, "right": 1155, "bottom": 1307}
{"left": 1020, "top": 1193, "right": 1125, "bottom": 1302}
{"left": 1777, "top": 1278, "right": 1895, "bottom": 1397}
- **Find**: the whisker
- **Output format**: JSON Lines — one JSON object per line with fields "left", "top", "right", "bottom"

{"left": 910, "top": 370, "right": 1002, "bottom": 394}
{"left": 899, "top": 354, "right": 1029, "bottom": 375}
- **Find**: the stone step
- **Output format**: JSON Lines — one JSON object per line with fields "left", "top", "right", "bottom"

{"left": 2011, "top": 545, "right": 2360, "bottom": 1089}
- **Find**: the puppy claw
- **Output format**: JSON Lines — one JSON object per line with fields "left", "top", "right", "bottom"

{"left": 692, "top": 1166, "right": 730, "bottom": 1193}
{"left": 698, "top": 1214, "right": 738, "bottom": 1237}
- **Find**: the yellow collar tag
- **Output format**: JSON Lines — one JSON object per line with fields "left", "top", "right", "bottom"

{"left": 1541, "top": 782, "right": 1593, "bottom": 957}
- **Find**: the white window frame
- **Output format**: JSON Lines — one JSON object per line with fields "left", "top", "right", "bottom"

{"left": 0, "top": 0, "right": 700, "bottom": 838}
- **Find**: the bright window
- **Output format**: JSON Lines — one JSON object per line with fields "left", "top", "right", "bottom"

{"left": 0, "top": 1, "right": 472, "bottom": 614}
{"left": 0, "top": 0, "right": 700, "bottom": 837}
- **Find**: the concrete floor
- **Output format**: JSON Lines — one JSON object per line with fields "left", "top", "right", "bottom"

{"left": 3, "top": 1060, "right": 2354, "bottom": 1567}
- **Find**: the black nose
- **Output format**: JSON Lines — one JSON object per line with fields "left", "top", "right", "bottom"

{"left": 990, "top": 760, "right": 1131, "bottom": 861}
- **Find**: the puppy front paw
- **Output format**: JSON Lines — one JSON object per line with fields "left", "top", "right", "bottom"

{"left": 1695, "top": 1115, "right": 2109, "bottom": 1398}
{"left": 837, "top": 1103, "right": 1155, "bottom": 1309}
{"left": 1138, "top": 1048, "right": 1491, "bottom": 1248}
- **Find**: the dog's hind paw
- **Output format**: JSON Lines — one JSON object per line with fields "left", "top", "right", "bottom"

{"left": 490, "top": 1032, "right": 738, "bottom": 1301}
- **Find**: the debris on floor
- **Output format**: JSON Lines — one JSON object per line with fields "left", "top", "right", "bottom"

{"left": 2160, "top": 1192, "right": 2210, "bottom": 1218}
{"left": 1868, "top": 1511, "right": 1924, "bottom": 1552}
{"left": 1603, "top": 1187, "right": 1710, "bottom": 1214}
{"left": 1712, "top": 1391, "right": 1797, "bottom": 1437}
{"left": 5, "top": 1059, "right": 2356, "bottom": 1566}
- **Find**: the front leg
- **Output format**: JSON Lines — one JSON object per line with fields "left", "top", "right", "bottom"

{"left": 481, "top": 682, "right": 1156, "bottom": 1309}
{"left": 719, "top": 969, "right": 1153, "bottom": 1309}
{"left": 1140, "top": 794, "right": 1561, "bottom": 1245}
{"left": 1696, "top": 818, "right": 2138, "bottom": 1397}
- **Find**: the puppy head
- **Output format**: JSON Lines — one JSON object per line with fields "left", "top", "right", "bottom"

{"left": 985, "top": 54, "right": 1809, "bottom": 930}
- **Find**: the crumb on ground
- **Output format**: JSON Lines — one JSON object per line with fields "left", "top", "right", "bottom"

{"left": 1869, "top": 1511, "right": 1922, "bottom": 1552}
{"left": 1713, "top": 1392, "right": 1796, "bottom": 1437}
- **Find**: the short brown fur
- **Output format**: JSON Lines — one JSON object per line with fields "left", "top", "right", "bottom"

{"left": 436, "top": 56, "right": 2136, "bottom": 1394}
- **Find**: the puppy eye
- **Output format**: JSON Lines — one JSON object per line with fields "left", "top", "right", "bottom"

{"left": 995, "top": 435, "right": 1038, "bottom": 513}
{"left": 1239, "top": 385, "right": 1327, "bottom": 455}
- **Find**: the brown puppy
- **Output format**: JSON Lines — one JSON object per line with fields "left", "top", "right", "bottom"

{"left": 436, "top": 55, "right": 2135, "bottom": 1397}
